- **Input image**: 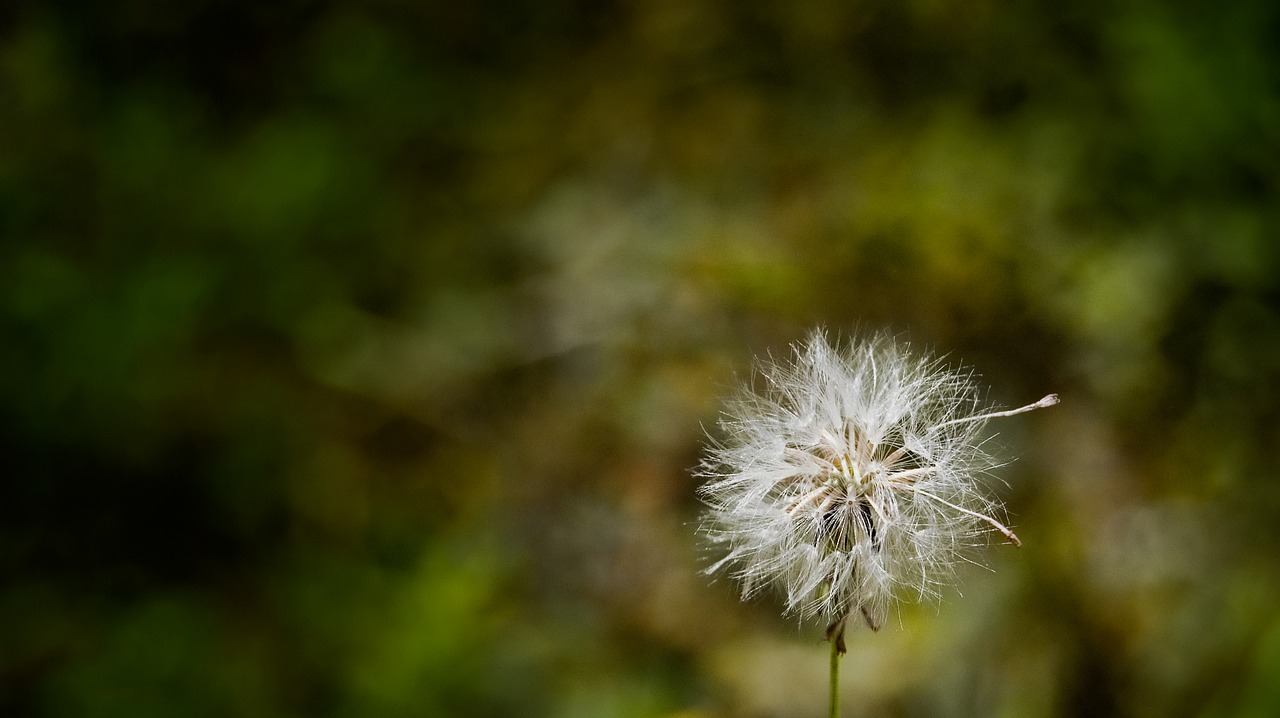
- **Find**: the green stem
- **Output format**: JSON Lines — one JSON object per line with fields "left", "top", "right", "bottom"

{"left": 828, "top": 630, "right": 841, "bottom": 718}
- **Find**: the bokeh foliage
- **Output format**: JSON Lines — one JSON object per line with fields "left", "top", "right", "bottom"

{"left": 3, "top": 1, "right": 1280, "bottom": 716}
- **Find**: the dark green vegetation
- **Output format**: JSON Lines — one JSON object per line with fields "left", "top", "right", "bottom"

{"left": 4, "top": 1, "right": 1280, "bottom": 716}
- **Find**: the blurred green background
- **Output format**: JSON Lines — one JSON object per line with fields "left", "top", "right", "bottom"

{"left": 3, "top": 1, "right": 1280, "bottom": 716}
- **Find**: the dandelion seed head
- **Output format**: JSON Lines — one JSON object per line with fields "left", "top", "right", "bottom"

{"left": 697, "top": 329, "right": 1054, "bottom": 628}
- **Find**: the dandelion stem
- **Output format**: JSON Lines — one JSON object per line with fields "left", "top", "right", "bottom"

{"left": 829, "top": 626, "right": 841, "bottom": 718}
{"left": 825, "top": 613, "right": 847, "bottom": 718}
{"left": 929, "top": 394, "right": 1060, "bottom": 432}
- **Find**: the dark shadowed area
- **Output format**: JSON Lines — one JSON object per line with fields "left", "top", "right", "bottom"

{"left": 4, "top": 1, "right": 1280, "bottom": 716}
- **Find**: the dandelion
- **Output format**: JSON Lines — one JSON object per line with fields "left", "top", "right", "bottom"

{"left": 696, "top": 330, "right": 1056, "bottom": 716}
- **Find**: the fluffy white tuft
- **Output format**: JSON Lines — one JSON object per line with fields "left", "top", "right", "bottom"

{"left": 697, "top": 329, "right": 1054, "bottom": 629}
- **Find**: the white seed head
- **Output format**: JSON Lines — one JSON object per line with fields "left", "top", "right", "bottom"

{"left": 696, "top": 329, "right": 1055, "bottom": 628}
